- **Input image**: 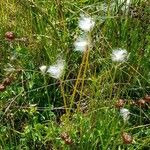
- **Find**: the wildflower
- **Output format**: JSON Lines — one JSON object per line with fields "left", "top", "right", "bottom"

{"left": 78, "top": 14, "right": 95, "bottom": 32}
{"left": 121, "top": 132, "right": 133, "bottom": 144}
{"left": 47, "top": 59, "right": 65, "bottom": 79}
{"left": 120, "top": 108, "right": 130, "bottom": 122}
{"left": 111, "top": 48, "right": 128, "bottom": 62}
{"left": 74, "top": 37, "right": 88, "bottom": 52}
{"left": 39, "top": 65, "right": 47, "bottom": 74}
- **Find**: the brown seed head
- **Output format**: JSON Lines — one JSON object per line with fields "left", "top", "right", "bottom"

{"left": 0, "top": 84, "right": 6, "bottom": 92}
{"left": 115, "top": 99, "right": 125, "bottom": 109}
{"left": 64, "top": 137, "right": 73, "bottom": 145}
{"left": 60, "top": 132, "right": 69, "bottom": 140}
{"left": 5, "top": 31, "right": 15, "bottom": 40}
{"left": 122, "top": 132, "right": 133, "bottom": 144}
{"left": 60, "top": 132, "right": 73, "bottom": 145}
{"left": 2, "top": 77, "right": 12, "bottom": 86}
{"left": 137, "top": 99, "right": 146, "bottom": 107}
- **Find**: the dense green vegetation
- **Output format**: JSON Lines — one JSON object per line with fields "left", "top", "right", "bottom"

{"left": 0, "top": 0, "right": 150, "bottom": 149}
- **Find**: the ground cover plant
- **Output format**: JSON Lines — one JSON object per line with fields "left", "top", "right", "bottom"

{"left": 0, "top": 0, "right": 150, "bottom": 149}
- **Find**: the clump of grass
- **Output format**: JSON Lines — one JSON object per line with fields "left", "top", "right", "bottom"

{"left": 0, "top": 0, "right": 150, "bottom": 149}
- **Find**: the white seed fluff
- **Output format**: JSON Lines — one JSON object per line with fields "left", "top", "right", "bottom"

{"left": 111, "top": 49, "right": 128, "bottom": 62}
{"left": 47, "top": 59, "right": 65, "bottom": 79}
{"left": 74, "top": 37, "right": 88, "bottom": 52}
{"left": 78, "top": 15, "right": 95, "bottom": 32}
{"left": 120, "top": 108, "right": 130, "bottom": 122}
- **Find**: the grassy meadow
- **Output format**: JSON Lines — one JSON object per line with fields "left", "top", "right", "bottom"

{"left": 0, "top": 0, "right": 150, "bottom": 149}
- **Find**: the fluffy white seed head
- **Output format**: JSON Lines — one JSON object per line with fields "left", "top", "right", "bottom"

{"left": 74, "top": 37, "right": 88, "bottom": 52}
{"left": 111, "top": 48, "right": 128, "bottom": 62}
{"left": 78, "top": 14, "right": 95, "bottom": 32}
{"left": 120, "top": 108, "right": 130, "bottom": 122}
{"left": 39, "top": 65, "right": 47, "bottom": 74}
{"left": 47, "top": 59, "right": 65, "bottom": 79}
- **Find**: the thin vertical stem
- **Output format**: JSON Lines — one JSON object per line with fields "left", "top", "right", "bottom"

{"left": 69, "top": 47, "right": 87, "bottom": 113}
{"left": 77, "top": 48, "right": 90, "bottom": 111}
{"left": 60, "top": 79, "right": 68, "bottom": 114}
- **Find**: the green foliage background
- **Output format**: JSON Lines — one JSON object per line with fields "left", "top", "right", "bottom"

{"left": 0, "top": 0, "right": 150, "bottom": 149}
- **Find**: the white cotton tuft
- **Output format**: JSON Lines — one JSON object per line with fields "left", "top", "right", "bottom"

{"left": 74, "top": 37, "right": 88, "bottom": 52}
{"left": 78, "top": 14, "right": 95, "bottom": 32}
{"left": 120, "top": 108, "right": 130, "bottom": 122}
{"left": 111, "top": 48, "right": 128, "bottom": 62}
{"left": 47, "top": 59, "right": 65, "bottom": 79}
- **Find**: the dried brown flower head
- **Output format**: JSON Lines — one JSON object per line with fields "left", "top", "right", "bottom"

{"left": 122, "top": 132, "right": 133, "bottom": 144}
{"left": 137, "top": 99, "right": 146, "bottom": 107}
{"left": 5, "top": 31, "right": 15, "bottom": 40}
{"left": 2, "top": 77, "right": 12, "bottom": 86}
{"left": 115, "top": 99, "right": 125, "bottom": 109}
{"left": 0, "top": 84, "right": 6, "bottom": 92}
{"left": 60, "top": 132, "right": 73, "bottom": 145}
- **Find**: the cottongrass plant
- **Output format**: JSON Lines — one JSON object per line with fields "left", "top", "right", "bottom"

{"left": 74, "top": 14, "right": 95, "bottom": 52}
{"left": 39, "top": 58, "right": 65, "bottom": 79}
{"left": 70, "top": 14, "right": 95, "bottom": 113}
{"left": 1, "top": 1, "right": 150, "bottom": 149}
{"left": 39, "top": 58, "right": 67, "bottom": 114}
